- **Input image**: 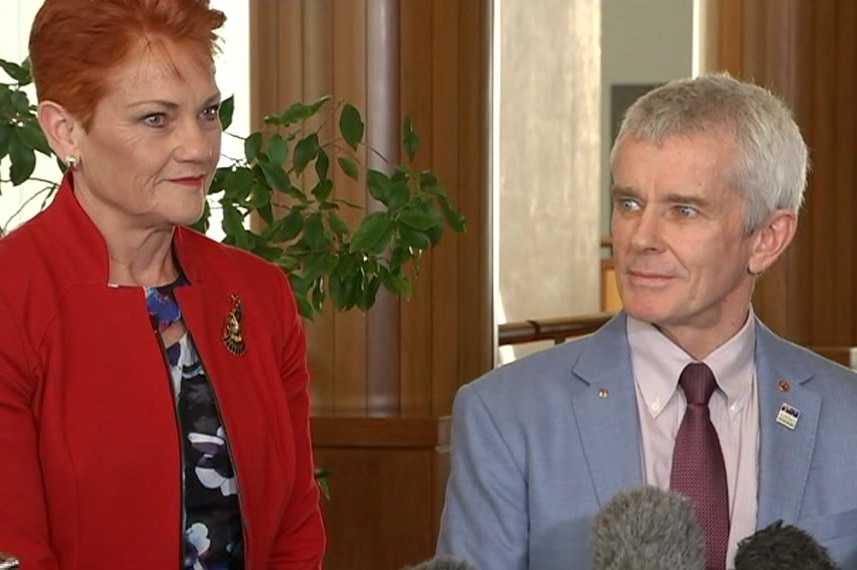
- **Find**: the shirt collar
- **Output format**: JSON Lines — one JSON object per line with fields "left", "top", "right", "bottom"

{"left": 628, "top": 309, "right": 756, "bottom": 418}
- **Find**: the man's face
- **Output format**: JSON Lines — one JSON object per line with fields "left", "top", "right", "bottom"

{"left": 611, "top": 133, "right": 760, "bottom": 346}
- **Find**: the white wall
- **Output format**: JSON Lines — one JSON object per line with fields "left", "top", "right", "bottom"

{"left": 495, "top": 0, "right": 602, "bottom": 363}
{"left": 0, "top": 0, "right": 249, "bottom": 238}
{"left": 600, "top": 0, "right": 696, "bottom": 236}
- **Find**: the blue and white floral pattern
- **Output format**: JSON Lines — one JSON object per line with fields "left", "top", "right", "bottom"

{"left": 147, "top": 278, "right": 244, "bottom": 570}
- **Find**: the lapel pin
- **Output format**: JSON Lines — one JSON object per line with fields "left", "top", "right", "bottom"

{"left": 777, "top": 379, "right": 791, "bottom": 392}
{"left": 598, "top": 388, "right": 609, "bottom": 399}
{"left": 222, "top": 294, "right": 247, "bottom": 356}
{"left": 776, "top": 402, "right": 800, "bottom": 430}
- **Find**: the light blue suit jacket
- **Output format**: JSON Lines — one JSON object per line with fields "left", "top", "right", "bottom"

{"left": 437, "top": 313, "right": 857, "bottom": 570}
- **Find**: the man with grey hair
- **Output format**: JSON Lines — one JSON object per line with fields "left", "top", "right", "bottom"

{"left": 436, "top": 73, "right": 857, "bottom": 570}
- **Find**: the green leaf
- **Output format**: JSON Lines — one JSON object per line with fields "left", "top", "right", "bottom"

{"left": 312, "top": 179, "right": 333, "bottom": 203}
{"left": 295, "top": 296, "right": 314, "bottom": 320}
{"left": 379, "top": 266, "right": 412, "bottom": 296}
{"left": 351, "top": 211, "right": 392, "bottom": 253}
{"left": 252, "top": 243, "right": 284, "bottom": 262}
{"left": 244, "top": 182, "right": 272, "bottom": 209}
{"left": 359, "top": 276, "right": 382, "bottom": 310}
{"left": 267, "top": 134, "right": 288, "bottom": 165}
{"left": 315, "top": 148, "right": 330, "bottom": 181}
{"left": 339, "top": 103, "right": 364, "bottom": 151}
{"left": 390, "top": 246, "right": 411, "bottom": 271}
{"left": 399, "top": 206, "right": 442, "bottom": 231}
{"left": 221, "top": 202, "right": 247, "bottom": 242}
{"left": 222, "top": 167, "right": 255, "bottom": 202}
{"left": 366, "top": 169, "right": 392, "bottom": 205}
{"left": 337, "top": 157, "right": 359, "bottom": 181}
{"left": 420, "top": 170, "right": 448, "bottom": 197}
{"left": 269, "top": 208, "right": 305, "bottom": 243}
{"left": 219, "top": 95, "right": 235, "bottom": 131}
{"left": 398, "top": 224, "right": 431, "bottom": 250}
{"left": 265, "top": 95, "right": 331, "bottom": 127}
{"left": 258, "top": 203, "right": 274, "bottom": 226}
{"left": 244, "top": 132, "right": 263, "bottom": 162}
{"left": 445, "top": 209, "right": 467, "bottom": 233}
{"left": 8, "top": 131, "right": 36, "bottom": 185}
{"left": 10, "top": 90, "right": 30, "bottom": 115}
{"left": 403, "top": 116, "right": 419, "bottom": 162}
{"left": 0, "top": 59, "right": 30, "bottom": 84}
{"left": 426, "top": 223, "right": 444, "bottom": 246}
{"left": 293, "top": 133, "right": 320, "bottom": 176}
{"left": 327, "top": 211, "right": 349, "bottom": 237}
{"left": 308, "top": 95, "right": 333, "bottom": 115}
{"left": 387, "top": 180, "right": 410, "bottom": 211}
{"left": 259, "top": 161, "right": 293, "bottom": 193}
{"left": 17, "top": 123, "right": 51, "bottom": 156}
{"left": 303, "top": 213, "right": 331, "bottom": 251}
{"left": 311, "top": 280, "right": 326, "bottom": 312}
{"left": 0, "top": 124, "right": 12, "bottom": 158}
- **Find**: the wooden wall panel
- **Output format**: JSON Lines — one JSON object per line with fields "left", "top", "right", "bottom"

{"left": 701, "top": 0, "right": 857, "bottom": 348}
{"left": 250, "top": 0, "right": 492, "bottom": 418}
{"left": 313, "top": 416, "right": 450, "bottom": 570}
{"left": 249, "top": 2, "right": 492, "bottom": 567}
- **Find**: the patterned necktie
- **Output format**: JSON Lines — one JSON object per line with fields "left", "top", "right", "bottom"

{"left": 670, "top": 362, "right": 730, "bottom": 570}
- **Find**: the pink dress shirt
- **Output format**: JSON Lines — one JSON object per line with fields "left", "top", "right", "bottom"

{"left": 627, "top": 312, "right": 759, "bottom": 569}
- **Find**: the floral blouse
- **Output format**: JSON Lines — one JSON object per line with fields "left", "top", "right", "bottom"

{"left": 146, "top": 278, "right": 244, "bottom": 570}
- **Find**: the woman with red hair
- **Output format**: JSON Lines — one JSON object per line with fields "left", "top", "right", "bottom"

{"left": 0, "top": 1, "right": 326, "bottom": 569}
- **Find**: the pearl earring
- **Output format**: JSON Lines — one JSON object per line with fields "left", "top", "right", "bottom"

{"left": 65, "top": 155, "right": 78, "bottom": 169}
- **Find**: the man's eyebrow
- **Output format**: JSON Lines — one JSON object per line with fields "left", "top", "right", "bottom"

{"left": 661, "top": 192, "right": 710, "bottom": 207}
{"left": 610, "top": 186, "right": 710, "bottom": 207}
{"left": 611, "top": 185, "right": 639, "bottom": 198}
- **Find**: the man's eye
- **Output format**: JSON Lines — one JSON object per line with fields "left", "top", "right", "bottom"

{"left": 618, "top": 199, "right": 640, "bottom": 211}
{"left": 676, "top": 205, "right": 698, "bottom": 217}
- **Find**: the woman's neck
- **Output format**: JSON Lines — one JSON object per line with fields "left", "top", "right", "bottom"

{"left": 75, "top": 184, "right": 179, "bottom": 287}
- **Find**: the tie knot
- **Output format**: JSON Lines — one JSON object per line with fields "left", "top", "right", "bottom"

{"left": 678, "top": 362, "right": 717, "bottom": 405}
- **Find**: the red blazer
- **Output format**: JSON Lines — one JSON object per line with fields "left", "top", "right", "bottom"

{"left": 0, "top": 176, "right": 325, "bottom": 569}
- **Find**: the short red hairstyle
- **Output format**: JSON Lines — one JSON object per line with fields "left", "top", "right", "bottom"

{"left": 29, "top": 0, "right": 226, "bottom": 130}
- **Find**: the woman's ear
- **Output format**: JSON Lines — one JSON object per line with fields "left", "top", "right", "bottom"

{"left": 747, "top": 209, "right": 798, "bottom": 275}
{"left": 37, "top": 101, "right": 81, "bottom": 165}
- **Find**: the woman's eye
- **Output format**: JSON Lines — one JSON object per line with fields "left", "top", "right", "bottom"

{"left": 143, "top": 113, "right": 167, "bottom": 127}
{"left": 202, "top": 105, "right": 220, "bottom": 121}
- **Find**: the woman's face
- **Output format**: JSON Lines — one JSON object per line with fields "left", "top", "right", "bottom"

{"left": 72, "top": 40, "right": 222, "bottom": 230}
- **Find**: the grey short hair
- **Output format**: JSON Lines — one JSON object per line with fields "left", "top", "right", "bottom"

{"left": 610, "top": 72, "right": 809, "bottom": 232}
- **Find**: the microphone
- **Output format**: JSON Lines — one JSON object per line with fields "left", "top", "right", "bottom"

{"left": 398, "top": 557, "right": 477, "bottom": 570}
{"left": 734, "top": 520, "right": 839, "bottom": 570}
{"left": 591, "top": 485, "right": 706, "bottom": 570}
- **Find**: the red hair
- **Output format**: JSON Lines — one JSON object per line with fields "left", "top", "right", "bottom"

{"left": 29, "top": 0, "right": 226, "bottom": 130}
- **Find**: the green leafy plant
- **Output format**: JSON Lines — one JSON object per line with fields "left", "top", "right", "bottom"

{"left": 0, "top": 56, "right": 466, "bottom": 319}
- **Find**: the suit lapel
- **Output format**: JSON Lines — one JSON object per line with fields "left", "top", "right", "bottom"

{"left": 755, "top": 321, "right": 820, "bottom": 528}
{"left": 570, "top": 313, "right": 645, "bottom": 507}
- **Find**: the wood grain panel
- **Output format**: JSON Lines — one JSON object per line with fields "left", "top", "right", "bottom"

{"left": 312, "top": 415, "right": 451, "bottom": 570}
{"left": 428, "top": 0, "right": 461, "bottom": 417}
{"left": 455, "top": 0, "right": 494, "bottom": 402}
{"left": 365, "top": 0, "right": 402, "bottom": 415}
{"left": 331, "top": 0, "right": 370, "bottom": 414}
{"left": 250, "top": 0, "right": 493, "bottom": 414}
{"left": 701, "top": 0, "right": 857, "bottom": 348}
{"left": 399, "top": 0, "right": 436, "bottom": 417}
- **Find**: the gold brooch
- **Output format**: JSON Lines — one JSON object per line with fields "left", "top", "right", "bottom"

{"left": 222, "top": 294, "right": 247, "bottom": 356}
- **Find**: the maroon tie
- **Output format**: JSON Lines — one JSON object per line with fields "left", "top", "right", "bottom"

{"left": 670, "top": 362, "right": 730, "bottom": 570}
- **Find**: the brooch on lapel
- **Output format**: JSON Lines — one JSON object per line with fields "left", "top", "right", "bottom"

{"left": 222, "top": 294, "right": 247, "bottom": 356}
